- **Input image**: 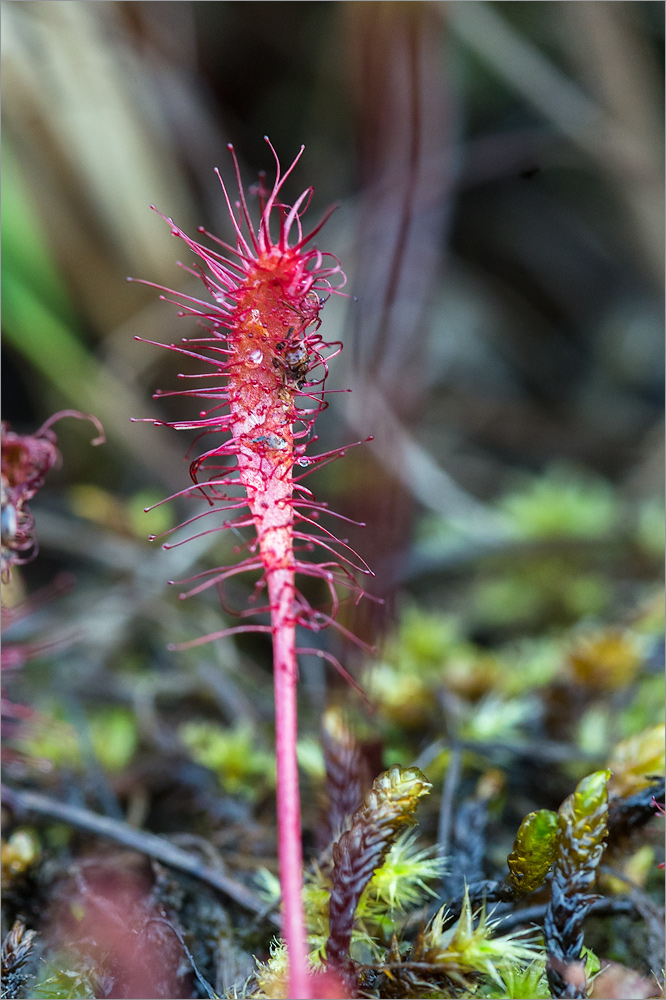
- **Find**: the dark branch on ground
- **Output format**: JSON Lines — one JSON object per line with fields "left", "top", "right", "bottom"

{"left": 3, "top": 784, "right": 277, "bottom": 925}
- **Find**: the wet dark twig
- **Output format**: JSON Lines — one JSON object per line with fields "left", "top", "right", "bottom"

{"left": 495, "top": 894, "right": 639, "bottom": 932}
{"left": 3, "top": 785, "right": 275, "bottom": 923}
{"left": 599, "top": 866, "right": 665, "bottom": 978}
{"left": 436, "top": 745, "right": 462, "bottom": 866}
{"left": 144, "top": 918, "right": 219, "bottom": 999}
{"left": 607, "top": 778, "right": 665, "bottom": 843}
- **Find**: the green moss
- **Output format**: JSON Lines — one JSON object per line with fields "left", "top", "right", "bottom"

{"left": 636, "top": 499, "right": 666, "bottom": 559}
{"left": 127, "top": 488, "right": 175, "bottom": 538}
{"left": 359, "top": 830, "right": 446, "bottom": 925}
{"left": 460, "top": 694, "right": 536, "bottom": 743}
{"left": 620, "top": 674, "right": 666, "bottom": 738}
{"left": 32, "top": 957, "right": 98, "bottom": 999}
{"left": 416, "top": 889, "right": 540, "bottom": 987}
{"left": 474, "top": 559, "right": 610, "bottom": 629}
{"left": 397, "top": 607, "right": 464, "bottom": 668}
{"left": 498, "top": 465, "right": 617, "bottom": 540}
{"left": 17, "top": 706, "right": 138, "bottom": 773}
{"left": 506, "top": 809, "right": 559, "bottom": 895}
{"left": 179, "top": 720, "right": 275, "bottom": 800}
{"left": 89, "top": 707, "right": 139, "bottom": 772}
{"left": 480, "top": 960, "right": 550, "bottom": 999}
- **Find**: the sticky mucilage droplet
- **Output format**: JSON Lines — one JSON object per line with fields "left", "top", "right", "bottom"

{"left": 246, "top": 348, "right": 264, "bottom": 368}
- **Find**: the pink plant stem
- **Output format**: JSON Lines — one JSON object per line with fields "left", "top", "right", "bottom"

{"left": 269, "top": 567, "right": 310, "bottom": 1000}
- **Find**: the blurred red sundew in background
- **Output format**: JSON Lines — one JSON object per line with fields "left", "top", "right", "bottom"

{"left": 45, "top": 859, "right": 190, "bottom": 1000}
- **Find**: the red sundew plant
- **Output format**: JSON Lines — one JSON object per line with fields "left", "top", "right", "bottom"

{"left": 1, "top": 411, "right": 104, "bottom": 581}
{"left": 1, "top": 412, "right": 104, "bottom": 752}
{"left": 133, "top": 139, "right": 374, "bottom": 999}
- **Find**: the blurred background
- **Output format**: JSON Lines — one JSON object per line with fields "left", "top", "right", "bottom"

{"left": 2, "top": 2, "right": 664, "bottom": 995}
